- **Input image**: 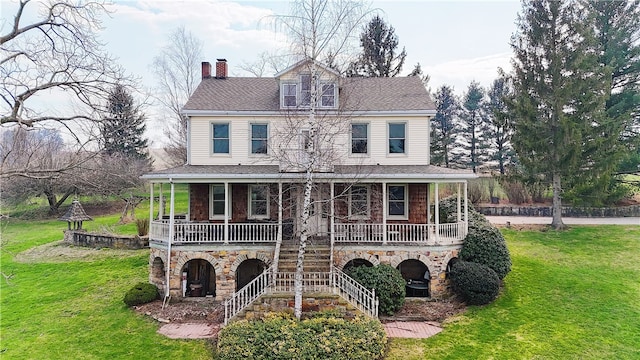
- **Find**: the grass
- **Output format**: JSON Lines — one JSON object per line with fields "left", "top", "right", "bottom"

{"left": 2, "top": 194, "right": 639, "bottom": 359}
{"left": 386, "top": 225, "right": 640, "bottom": 359}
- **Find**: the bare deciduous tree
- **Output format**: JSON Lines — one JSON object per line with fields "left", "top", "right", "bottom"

{"left": 1, "top": 0, "right": 129, "bottom": 179}
{"left": 151, "top": 26, "right": 203, "bottom": 167}
{"left": 271, "top": 0, "right": 371, "bottom": 320}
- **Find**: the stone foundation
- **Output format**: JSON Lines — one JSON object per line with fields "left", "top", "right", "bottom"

{"left": 150, "top": 244, "right": 461, "bottom": 301}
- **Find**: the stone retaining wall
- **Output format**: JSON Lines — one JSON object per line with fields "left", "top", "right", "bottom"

{"left": 64, "top": 230, "right": 149, "bottom": 249}
{"left": 476, "top": 205, "right": 640, "bottom": 217}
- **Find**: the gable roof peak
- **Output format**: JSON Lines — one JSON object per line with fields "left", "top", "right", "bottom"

{"left": 274, "top": 58, "right": 341, "bottom": 79}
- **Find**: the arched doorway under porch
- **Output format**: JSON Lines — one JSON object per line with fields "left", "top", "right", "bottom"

{"left": 181, "top": 259, "right": 216, "bottom": 297}
{"left": 397, "top": 259, "right": 430, "bottom": 298}
{"left": 235, "top": 259, "right": 267, "bottom": 290}
{"left": 342, "top": 258, "right": 374, "bottom": 272}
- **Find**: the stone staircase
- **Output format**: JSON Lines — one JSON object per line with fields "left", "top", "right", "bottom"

{"left": 277, "top": 243, "right": 331, "bottom": 273}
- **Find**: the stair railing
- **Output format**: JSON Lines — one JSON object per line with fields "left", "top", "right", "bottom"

{"left": 224, "top": 266, "right": 273, "bottom": 325}
{"left": 331, "top": 265, "right": 379, "bottom": 318}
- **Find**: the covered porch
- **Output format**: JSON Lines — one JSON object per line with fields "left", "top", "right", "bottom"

{"left": 144, "top": 165, "right": 474, "bottom": 247}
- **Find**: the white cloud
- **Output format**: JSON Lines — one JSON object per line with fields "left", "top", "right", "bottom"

{"left": 424, "top": 52, "right": 513, "bottom": 94}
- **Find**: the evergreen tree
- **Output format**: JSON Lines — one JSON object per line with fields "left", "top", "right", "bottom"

{"left": 457, "top": 81, "right": 491, "bottom": 173}
{"left": 565, "top": 0, "right": 640, "bottom": 204}
{"left": 486, "top": 76, "right": 515, "bottom": 175}
{"left": 510, "top": 0, "right": 608, "bottom": 229}
{"left": 101, "top": 84, "right": 149, "bottom": 161}
{"left": 431, "top": 85, "right": 461, "bottom": 168}
{"left": 347, "top": 15, "right": 406, "bottom": 77}
{"left": 408, "top": 62, "right": 431, "bottom": 92}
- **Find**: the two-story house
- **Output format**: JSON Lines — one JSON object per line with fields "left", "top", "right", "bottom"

{"left": 143, "top": 58, "right": 474, "bottom": 318}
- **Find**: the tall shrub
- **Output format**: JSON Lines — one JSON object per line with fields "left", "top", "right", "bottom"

{"left": 347, "top": 264, "right": 405, "bottom": 315}
{"left": 450, "top": 260, "right": 500, "bottom": 305}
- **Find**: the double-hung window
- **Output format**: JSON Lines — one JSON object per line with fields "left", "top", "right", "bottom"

{"left": 321, "top": 83, "right": 335, "bottom": 107}
{"left": 300, "top": 74, "right": 311, "bottom": 106}
{"left": 249, "top": 185, "right": 269, "bottom": 219}
{"left": 349, "top": 185, "right": 369, "bottom": 219}
{"left": 388, "top": 123, "right": 406, "bottom": 154}
{"left": 351, "top": 123, "right": 368, "bottom": 154}
{"left": 283, "top": 83, "right": 297, "bottom": 107}
{"left": 210, "top": 184, "right": 226, "bottom": 219}
{"left": 388, "top": 184, "right": 407, "bottom": 218}
{"left": 251, "top": 124, "right": 268, "bottom": 154}
{"left": 212, "top": 123, "right": 230, "bottom": 154}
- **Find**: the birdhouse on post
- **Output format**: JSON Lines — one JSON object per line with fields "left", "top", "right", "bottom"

{"left": 59, "top": 199, "right": 93, "bottom": 230}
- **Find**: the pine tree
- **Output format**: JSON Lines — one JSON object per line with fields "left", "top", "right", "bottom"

{"left": 510, "top": 0, "right": 608, "bottom": 229}
{"left": 431, "top": 85, "right": 460, "bottom": 168}
{"left": 101, "top": 84, "right": 149, "bottom": 161}
{"left": 457, "top": 81, "right": 491, "bottom": 173}
{"left": 347, "top": 15, "right": 406, "bottom": 77}
{"left": 486, "top": 76, "right": 515, "bottom": 175}
{"left": 408, "top": 63, "right": 431, "bottom": 92}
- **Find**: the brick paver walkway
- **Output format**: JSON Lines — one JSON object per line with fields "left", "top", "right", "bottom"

{"left": 158, "top": 321, "right": 442, "bottom": 340}
{"left": 158, "top": 323, "right": 219, "bottom": 339}
{"left": 383, "top": 321, "right": 442, "bottom": 338}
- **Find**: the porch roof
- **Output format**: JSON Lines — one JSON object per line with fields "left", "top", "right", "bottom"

{"left": 142, "top": 164, "right": 475, "bottom": 183}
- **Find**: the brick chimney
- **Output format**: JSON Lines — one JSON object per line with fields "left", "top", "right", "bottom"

{"left": 215, "top": 59, "right": 227, "bottom": 79}
{"left": 201, "top": 61, "right": 211, "bottom": 79}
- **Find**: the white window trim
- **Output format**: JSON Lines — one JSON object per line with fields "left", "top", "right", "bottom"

{"left": 249, "top": 122, "right": 269, "bottom": 156}
{"left": 350, "top": 122, "right": 369, "bottom": 156}
{"left": 281, "top": 82, "right": 297, "bottom": 108}
{"left": 387, "top": 122, "right": 407, "bottom": 156}
{"left": 319, "top": 81, "right": 338, "bottom": 109}
{"left": 209, "top": 184, "right": 230, "bottom": 220}
{"left": 211, "top": 122, "right": 231, "bottom": 156}
{"left": 248, "top": 184, "right": 270, "bottom": 220}
{"left": 387, "top": 184, "right": 408, "bottom": 220}
{"left": 348, "top": 184, "right": 370, "bottom": 220}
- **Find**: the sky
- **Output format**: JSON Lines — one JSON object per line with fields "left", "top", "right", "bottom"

{"left": 1, "top": 0, "right": 522, "bottom": 146}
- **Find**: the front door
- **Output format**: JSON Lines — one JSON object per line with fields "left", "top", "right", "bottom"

{"left": 295, "top": 185, "right": 328, "bottom": 237}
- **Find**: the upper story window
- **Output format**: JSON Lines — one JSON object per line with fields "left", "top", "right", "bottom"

{"left": 281, "top": 74, "right": 337, "bottom": 109}
{"left": 251, "top": 124, "right": 268, "bottom": 154}
{"left": 321, "top": 83, "right": 335, "bottom": 107}
{"left": 249, "top": 185, "right": 269, "bottom": 219}
{"left": 388, "top": 123, "right": 406, "bottom": 154}
{"left": 283, "top": 83, "right": 297, "bottom": 107}
{"left": 212, "top": 123, "right": 230, "bottom": 154}
{"left": 351, "top": 123, "right": 368, "bottom": 154}
{"left": 388, "top": 184, "right": 408, "bottom": 219}
{"left": 349, "top": 185, "right": 369, "bottom": 219}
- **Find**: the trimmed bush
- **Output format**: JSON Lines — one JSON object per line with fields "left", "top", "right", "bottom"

{"left": 347, "top": 264, "right": 405, "bottom": 315}
{"left": 217, "top": 313, "right": 386, "bottom": 360}
{"left": 449, "top": 260, "right": 500, "bottom": 305}
{"left": 123, "top": 282, "right": 159, "bottom": 307}
{"left": 439, "top": 196, "right": 512, "bottom": 280}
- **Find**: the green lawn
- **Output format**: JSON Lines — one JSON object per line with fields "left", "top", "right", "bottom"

{"left": 386, "top": 225, "right": 640, "bottom": 359}
{"left": 2, "top": 210, "right": 639, "bottom": 359}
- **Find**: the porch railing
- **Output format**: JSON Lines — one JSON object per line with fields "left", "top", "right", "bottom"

{"left": 332, "top": 266, "right": 378, "bottom": 318}
{"left": 224, "top": 266, "right": 273, "bottom": 325}
{"left": 151, "top": 221, "right": 466, "bottom": 245}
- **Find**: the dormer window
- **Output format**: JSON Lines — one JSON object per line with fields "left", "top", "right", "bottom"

{"left": 281, "top": 74, "right": 337, "bottom": 109}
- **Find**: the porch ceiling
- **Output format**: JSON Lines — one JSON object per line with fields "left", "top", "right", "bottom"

{"left": 142, "top": 164, "right": 476, "bottom": 183}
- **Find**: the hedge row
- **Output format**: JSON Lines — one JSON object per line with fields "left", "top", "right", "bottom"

{"left": 217, "top": 313, "right": 386, "bottom": 360}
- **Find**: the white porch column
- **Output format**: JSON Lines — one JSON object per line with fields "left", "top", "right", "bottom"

{"left": 464, "top": 181, "right": 469, "bottom": 236}
{"left": 278, "top": 182, "right": 283, "bottom": 242}
{"left": 165, "top": 181, "right": 175, "bottom": 299}
{"left": 426, "top": 183, "right": 431, "bottom": 225}
{"left": 457, "top": 183, "right": 462, "bottom": 222}
{"left": 330, "top": 182, "right": 335, "bottom": 278}
{"left": 435, "top": 182, "right": 440, "bottom": 243}
{"left": 149, "top": 182, "right": 154, "bottom": 225}
{"left": 382, "top": 182, "right": 387, "bottom": 245}
{"left": 224, "top": 182, "right": 229, "bottom": 244}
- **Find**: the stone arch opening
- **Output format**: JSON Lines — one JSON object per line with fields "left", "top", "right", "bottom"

{"left": 446, "top": 257, "right": 459, "bottom": 279}
{"left": 150, "top": 257, "right": 165, "bottom": 289}
{"left": 343, "top": 258, "right": 374, "bottom": 272}
{"left": 397, "top": 259, "right": 430, "bottom": 297}
{"left": 181, "top": 259, "right": 216, "bottom": 297}
{"left": 236, "top": 259, "right": 267, "bottom": 290}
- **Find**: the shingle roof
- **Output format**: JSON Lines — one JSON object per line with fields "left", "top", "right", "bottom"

{"left": 59, "top": 200, "right": 93, "bottom": 222}
{"left": 143, "top": 164, "right": 474, "bottom": 180}
{"left": 182, "top": 76, "right": 434, "bottom": 112}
